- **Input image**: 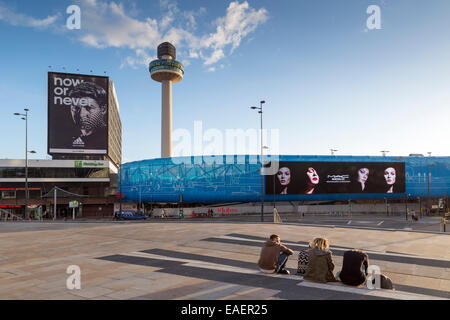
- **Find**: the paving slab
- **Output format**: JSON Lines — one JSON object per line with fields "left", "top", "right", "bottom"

{"left": 0, "top": 221, "right": 447, "bottom": 300}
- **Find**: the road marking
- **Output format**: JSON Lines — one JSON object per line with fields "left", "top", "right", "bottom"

{"left": 377, "top": 221, "right": 384, "bottom": 226}
{"left": 347, "top": 220, "right": 352, "bottom": 225}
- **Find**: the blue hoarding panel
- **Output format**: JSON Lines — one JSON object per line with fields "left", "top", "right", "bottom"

{"left": 120, "top": 155, "right": 450, "bottom": 203}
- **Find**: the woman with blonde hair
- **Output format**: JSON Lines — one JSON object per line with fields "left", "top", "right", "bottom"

{"left": 304, "top": 237, "right": 338, "bottom": 283}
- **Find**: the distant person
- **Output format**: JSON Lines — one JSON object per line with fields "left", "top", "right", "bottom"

{"left": 304, "top": 237, "right": 338, "bottom": 283}
{"left": 337, "top": 249, "right": 369, "bottom": 287}
{"left": 69, "top": 82, "right": 108, "bottom": 149}
{"left": 258, "top": 234, "right": 294, "bottom": 275}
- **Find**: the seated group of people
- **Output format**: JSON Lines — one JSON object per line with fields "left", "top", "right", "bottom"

{"left": 257, "top": 234, "right": 394, "bottom": 289}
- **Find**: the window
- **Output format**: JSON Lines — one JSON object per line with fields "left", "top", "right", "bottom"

{"left": 2, "top": 190, "right": 16, "bottom": 199}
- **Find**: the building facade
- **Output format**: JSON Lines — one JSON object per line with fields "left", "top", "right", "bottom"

{"left": 0, "top": 159, "right": 118, "bottom": 217}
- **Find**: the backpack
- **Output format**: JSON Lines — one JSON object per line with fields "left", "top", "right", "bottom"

{"left": 380, "top": 274, "right": 395, "bottom": 290}
{"left": 297, "top": 249, "right": 310, "bottom": 275}
{"left": 371, "top": 274, "right": 395, "bottom": 290}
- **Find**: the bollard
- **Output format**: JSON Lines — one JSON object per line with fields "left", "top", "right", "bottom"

{"left": 441, "top": 218, "right": 446, "bottom": 232}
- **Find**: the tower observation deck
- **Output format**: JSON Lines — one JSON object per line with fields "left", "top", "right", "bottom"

{"left": 149, "top": 42, "right": 184, "bottom": 158}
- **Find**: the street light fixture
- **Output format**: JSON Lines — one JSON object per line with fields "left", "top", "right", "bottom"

{"left": 250, "top": 100, "right": 266, "bottom": 222}
{"left": 426, "top": 152, "right": 433, "bottom": 215}
{"left": 14, "top": 108, "right": 33, "bottom": 220}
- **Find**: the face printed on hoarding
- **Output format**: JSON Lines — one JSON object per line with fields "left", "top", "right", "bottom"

{"left": 69, "top": 82, "right": 107, "bottom": 137}
{"left": 384, "top": 167, "right": 396, "bottom": 185}
{"left": 358, "top": 168, "right": 370, "bottom": 183}
{"left": 306, "top": 167, "right": 319, "bottom": 185}
{"left": 277, "top": 167, "right": 291, "bottom": 186}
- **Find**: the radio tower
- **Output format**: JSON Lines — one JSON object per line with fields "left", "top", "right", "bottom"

{"left": 149, "top": 42, "right": 184, "bottom": 158}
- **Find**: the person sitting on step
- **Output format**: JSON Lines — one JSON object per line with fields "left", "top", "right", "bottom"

{"left": 258, "top": 234, "right": 294, "bottom": 275}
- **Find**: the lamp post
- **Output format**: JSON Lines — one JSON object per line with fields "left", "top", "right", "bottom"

{"left": 116, "top": 160, "right": 123, "bottom": 219}
{"left": 427, "top": 152, "right": 431, "bottom": 215}
{"left": 251, "top": 100, "right": 265, "bottom": 222}
{"left": 14, "top": 109, "right": 35, "bottom": 220}
{"left": 405, "top": 194, "right": 409, "bottom": 221}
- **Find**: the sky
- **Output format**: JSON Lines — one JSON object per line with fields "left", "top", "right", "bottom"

{"left": 0, "top": 0, "right": 449, "bottom": 163}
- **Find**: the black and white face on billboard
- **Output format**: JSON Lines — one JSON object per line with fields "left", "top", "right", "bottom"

{"left": 48, "top": 72, "right": 109, "bottom": 154}
{"left": 265, "top": 162, "right": 406, "bottom": 195}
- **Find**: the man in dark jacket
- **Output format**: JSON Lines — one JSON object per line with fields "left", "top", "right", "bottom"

{"left": 258, "top": 234, "right": 294, "bottom": 275}
{"left": 338, "top": 249, "right": 369, "bottom": 286}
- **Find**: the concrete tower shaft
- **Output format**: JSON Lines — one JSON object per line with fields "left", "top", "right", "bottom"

{"left": 149, "top": 42, "right": 184, "bottom": 158}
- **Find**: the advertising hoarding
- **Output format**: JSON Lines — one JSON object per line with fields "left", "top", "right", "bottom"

{"left": 48, "top": 72, "right": 109, "bottom": 155}
{"left": 265, "top": 162, "right": 406, "bottom": 195}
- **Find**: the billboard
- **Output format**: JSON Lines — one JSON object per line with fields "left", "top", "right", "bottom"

{"left": 48, "top": 72, "right": 109, "bottom": 154}
{"left": 265, "top": 162, "right": 405, "bottom": 195}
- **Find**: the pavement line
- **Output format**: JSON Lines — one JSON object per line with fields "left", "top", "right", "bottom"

{"left": 378, "top": 221, "right": 384, "bottom": 226}
{"left": 217, "top": 287, "right": 269, "bottom": 300}
{"left": 297, "top": 281, "right": 444, "bottom": 300}
{"left": 347, "top": 220, "right": 352, "bottom": 225}
{"left": 218, "top": 235, "right": 450, "bottom": 262}
{"left": 126, "top": 251, "right": 267, "bottom": 276}
{"left": 122, "top": 252, "right": 446, "bottom": 300}
{"left": 178, "top": 283, "right": 238, "bottom": 300}
{"left": 286, "top": 221, "right": 447, "bottom": 235}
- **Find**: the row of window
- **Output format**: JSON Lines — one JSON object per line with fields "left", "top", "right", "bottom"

{"left": 0, "top": 167, "right": 109, "bottom": 179}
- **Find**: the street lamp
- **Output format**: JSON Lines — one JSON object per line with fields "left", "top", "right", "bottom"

{"left": 426, "top": 152, "right": 433, "bottom": 215}
{"left": 14, "top": 109, "right": 34, "bottom": 220}
{"left": 115, "top": 160, "right": 123, "bottom": 219}
{"left": 251, "top": 100, "right": 266, "bottom": 222}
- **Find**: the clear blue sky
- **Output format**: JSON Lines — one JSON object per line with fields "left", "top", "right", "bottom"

{"left": 0, "top": 0, "right": 449, "bottom": 163}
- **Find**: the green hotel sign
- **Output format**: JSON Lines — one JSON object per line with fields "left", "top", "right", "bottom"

{"left": 74, "top": 161, "right": 105, "bottom": 168}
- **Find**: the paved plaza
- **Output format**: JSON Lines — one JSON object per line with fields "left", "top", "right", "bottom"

{"left": 0, "top": 218, "right": 448, "bottom": 300}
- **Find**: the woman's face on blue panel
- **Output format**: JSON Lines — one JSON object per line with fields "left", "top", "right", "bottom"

{"left": 358, "top": 168, "right": 370, "bottom": 183}
{"left": 384, "top": 167, "right": 396, "bottom": 185}
{"left": 306, "top": 167, "right": 319, "bottom": 185}
{"left": 277, "top": 167, "right": 291, "bottom": 186}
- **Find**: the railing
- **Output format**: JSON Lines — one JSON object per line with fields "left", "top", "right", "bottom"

{"left": 0, "top": 208, "right": 23, "bottom": 221}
